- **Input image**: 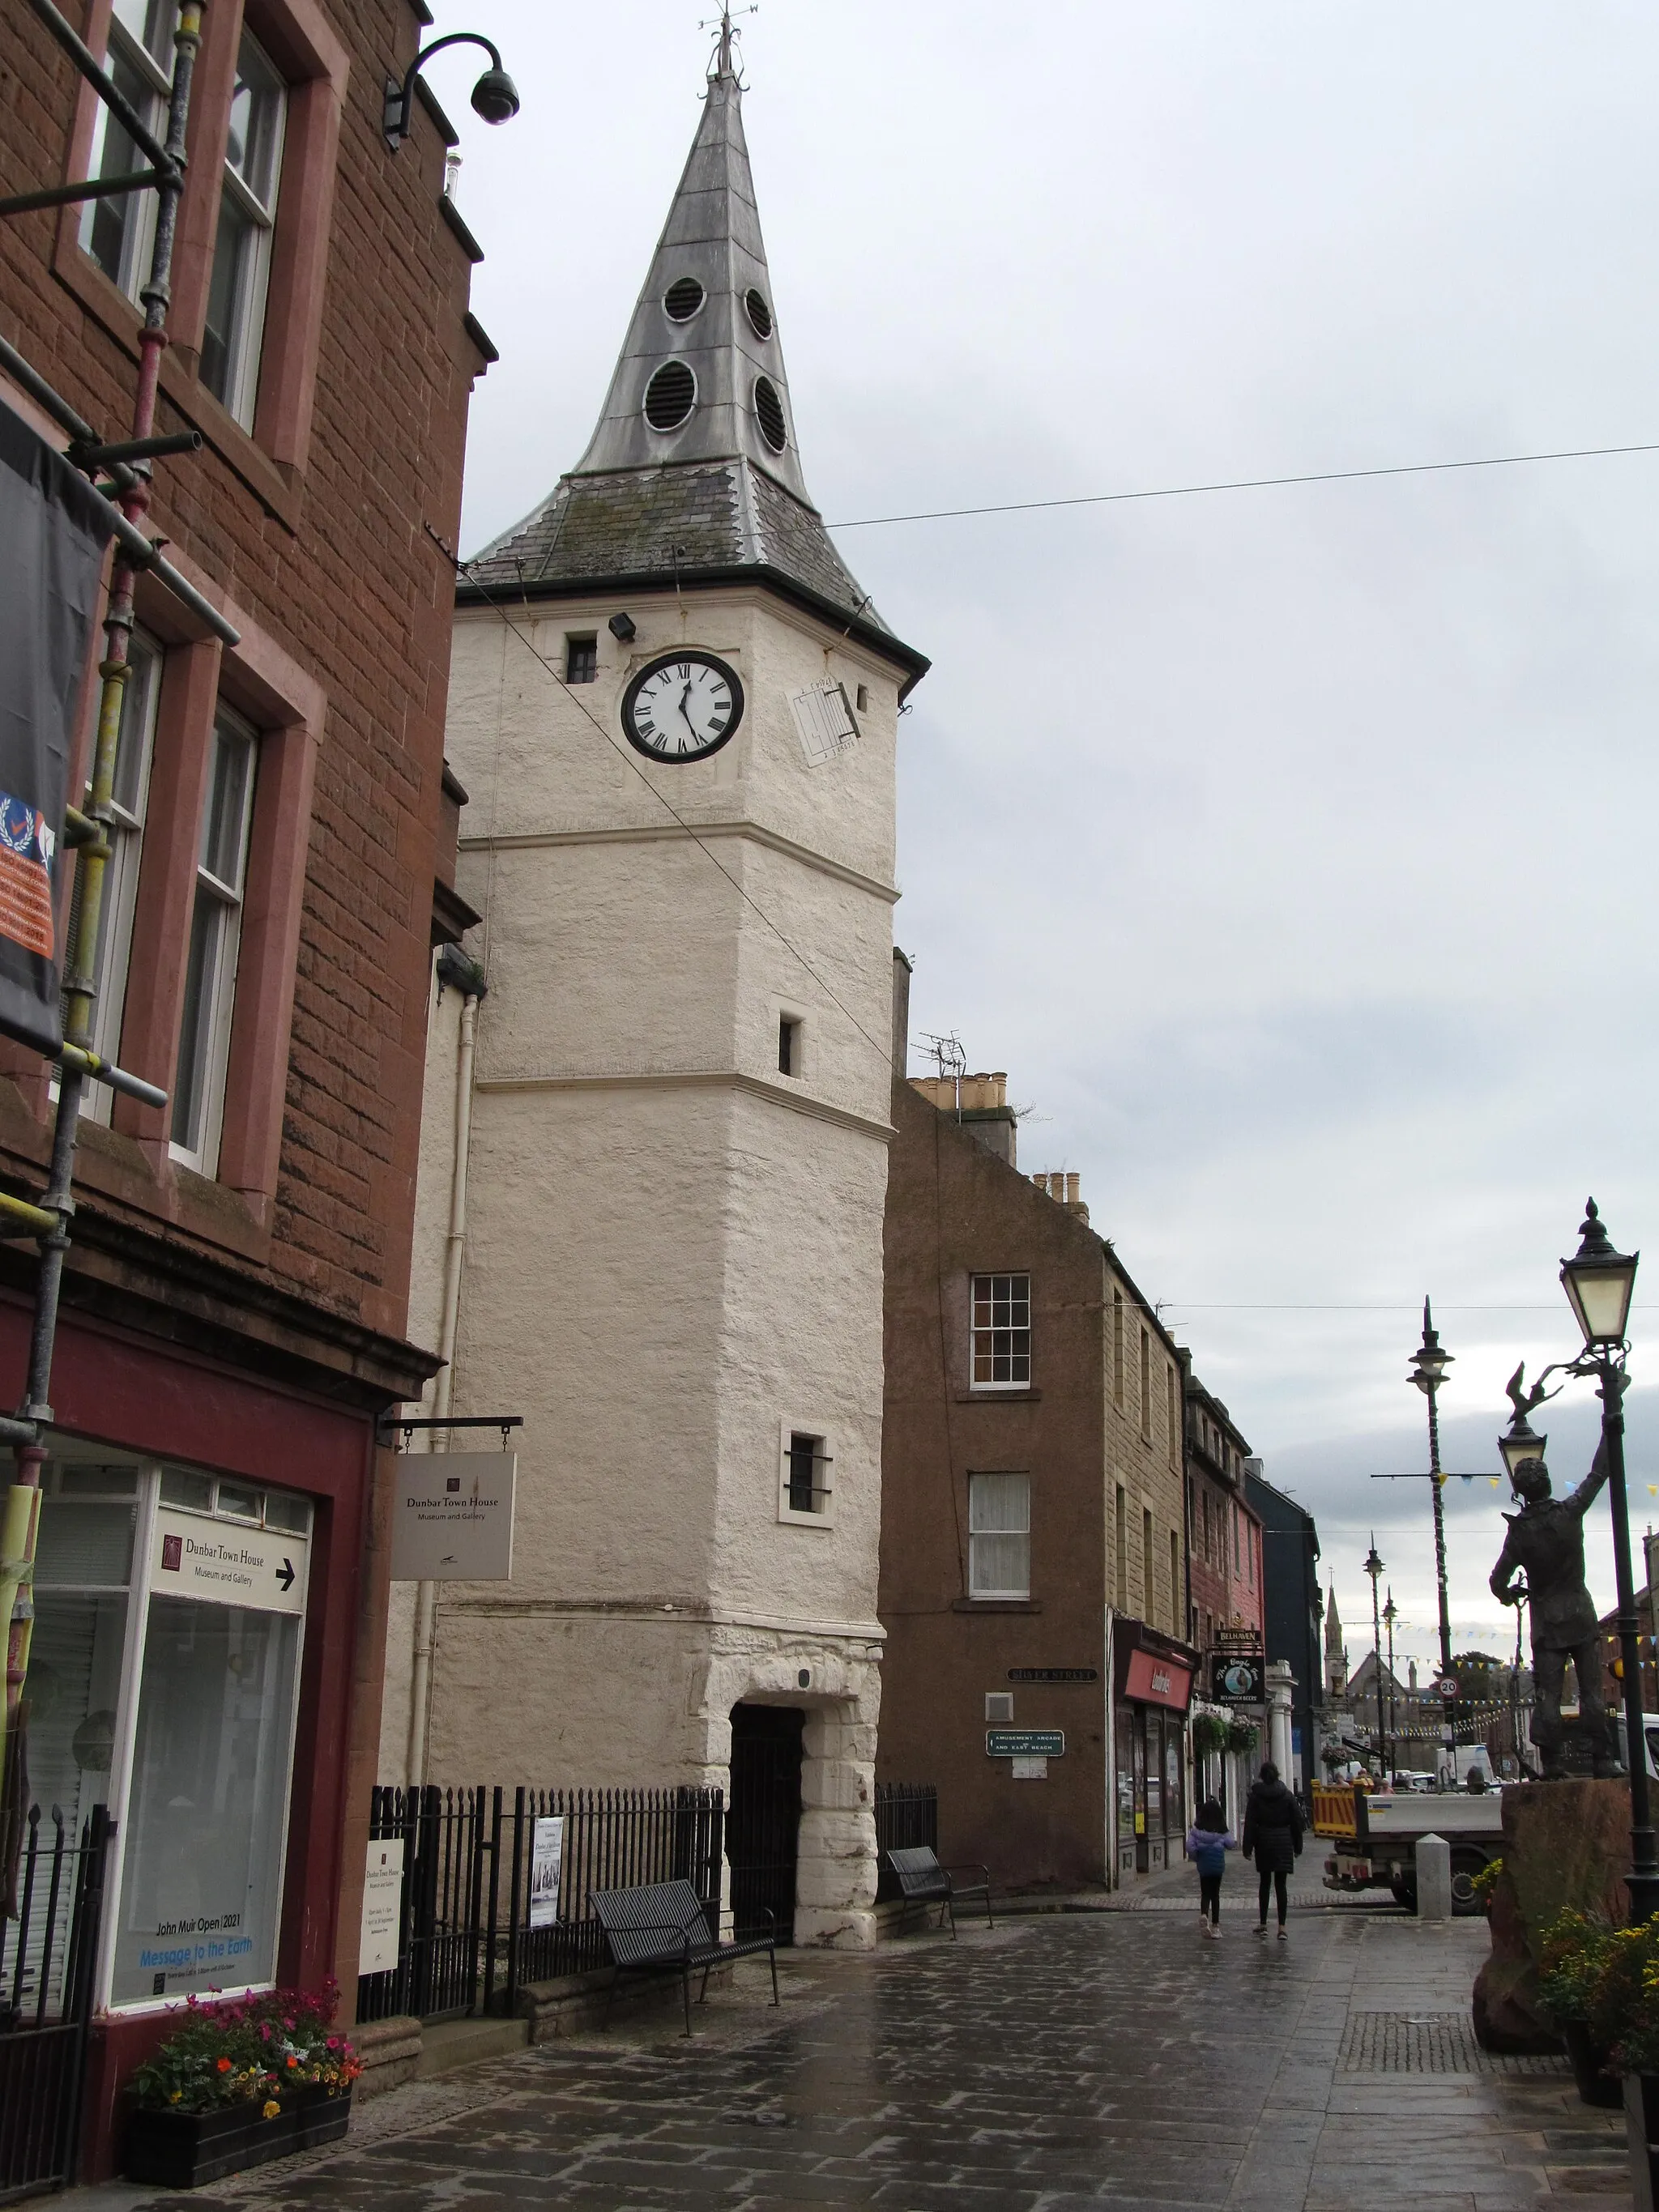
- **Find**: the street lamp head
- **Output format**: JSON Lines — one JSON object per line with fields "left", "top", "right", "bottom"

{"left": 1363, "top": 1540, "right": 1384, "bottom": 1580}
{"left": 1409, "top": 1295, "right": 1454, "bottom": 1396}
{"left": 1560, "top": 1199, "right": 1640, "bottom": 1349}
{"left": 1499, "top": 1411, "right": 1548, "bottom": 1489}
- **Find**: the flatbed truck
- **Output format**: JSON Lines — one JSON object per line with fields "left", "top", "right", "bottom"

{"left": 1311, "top": 1784, "right": 1503, "bottom": 1913}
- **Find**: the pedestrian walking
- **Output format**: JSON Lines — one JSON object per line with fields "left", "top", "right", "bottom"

{"left": 1242, "top": 1759, "right": 1304, "bottom": 1938}
{"left": 1185, "top": 1796, "right": 1237, "bottom": 1939}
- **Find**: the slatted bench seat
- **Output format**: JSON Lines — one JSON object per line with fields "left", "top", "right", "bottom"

{"left": 590, "top": 1878, "right": 778, "bottom": 2035}
{"left": 885, "top": 1846, "right": 994, "bottom": 1937}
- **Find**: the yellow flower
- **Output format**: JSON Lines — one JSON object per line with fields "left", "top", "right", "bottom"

{"left": 262, "top": 2100, "right": 281, "bottom": 2120}
{"left": 169, "top": 2092, "right": 182, "bottom": 2105}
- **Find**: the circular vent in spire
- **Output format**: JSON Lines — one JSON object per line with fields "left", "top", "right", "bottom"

{"left": 663, "top": 277, "right": 704, "bottom": 322}
{"left": 744, "top": 288, "right": 774, "bottom": 339}
{"left": 753, "top": 375, "right": 787, "bottom": 454}
{"left": 644, "top": 361, "right": 697, "bottom": 431}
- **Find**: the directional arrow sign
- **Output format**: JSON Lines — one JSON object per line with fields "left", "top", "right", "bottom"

{"left": 276, "top": 1558, "right": 296, "bottom": 1592}
{"left": 150, "top": 1507, "right": 308, "bottom": 1613}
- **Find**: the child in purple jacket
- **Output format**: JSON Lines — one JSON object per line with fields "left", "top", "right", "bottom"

{"left": 1186, "top": 1796, "right": 1238, "bottom": 1939}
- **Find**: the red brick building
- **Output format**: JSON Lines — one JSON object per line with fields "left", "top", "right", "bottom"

{"left": 1, "top": 0, "right": 491, "bottom": 2172}
{"left": 1183, "top": 1374, "right": 1266, "bottom": 1819}
{"left": 878, "top": 983, "right": 1199, "bottom": 1890}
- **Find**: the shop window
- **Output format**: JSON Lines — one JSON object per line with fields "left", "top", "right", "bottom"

{"left": 79, "top": 0, "right": 173, "bottom": 298}
{"left": 70, "top": 630, "right": 161, "bottom": 1127}
{"left": 171, "top": 705, "right": 258, "bottom": 1174}
{"left": 968, "top": 1472, "right": 1030, "bottom": 1599}
{"left": 970, "top": 1272, "right": 1030, "bottom": 1388}
{"left": 199, "top": 29, "right": 287, "bottom": 429}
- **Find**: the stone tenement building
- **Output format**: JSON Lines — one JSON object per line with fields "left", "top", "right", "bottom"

{"left": 0, "top": 0, "right": 491, "bottom": 2174}
{"left": 877, "top": 1044, "right": 1198, "bottom": 1888}
{"left": 381, "top": 36, "right": 928, "bottom": 1948}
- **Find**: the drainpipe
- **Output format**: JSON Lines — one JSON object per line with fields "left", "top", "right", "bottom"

{"left": 406, "top": 944, "right": 486, "bottom": 1785}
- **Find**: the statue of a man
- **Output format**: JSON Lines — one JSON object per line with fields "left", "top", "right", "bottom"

{"left": 1490, "top": 1439, "right": 1614, "bottom": 1779}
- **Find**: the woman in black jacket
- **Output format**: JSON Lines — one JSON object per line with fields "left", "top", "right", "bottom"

{"left": 1241, "top": 1761, "right": 1304, "bottom": 1938}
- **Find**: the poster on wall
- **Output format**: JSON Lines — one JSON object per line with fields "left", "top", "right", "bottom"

{"left": 0, "top": 399, "right": 113, "bottom": 1054}
{"left": 528, "top": 1816, "right": 564, "bottom": 1929}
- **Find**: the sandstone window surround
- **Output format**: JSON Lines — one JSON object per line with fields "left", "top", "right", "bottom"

{"left": 92, "top": 563, "right": 321, "bottom": 1241}
{"left": 58, "top": 0, "right": 350, "bottom": 511}
{"left": 968, "top": 1472, "right": 1030, "bottom": 1600}
{"left": 970, "top": 1272, "right": 1030, "bottom": 1390}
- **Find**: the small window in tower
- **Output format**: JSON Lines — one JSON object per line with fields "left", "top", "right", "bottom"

{"left": 565, "top": 635, "right": 597, "bottom": 684}
{"left": 778, "top": 1014, "right": 803, "bottom": 1077}
{"left": 753, "top": 375, "right": 787, "bottom": 453}
{"left": 663, "top": 276, "right": 704, "bottom": 322}
{"left": 783, "top": 1431, "right": 831, "bottom": 1516}
{"left": 644, "top": 360, "right": 696, "bottom": 430}
{"left": 744, "top": 287, "right": 774, "bottom": 339}
{"left": 855, "top": 684, "right": 869, "bottom": 713}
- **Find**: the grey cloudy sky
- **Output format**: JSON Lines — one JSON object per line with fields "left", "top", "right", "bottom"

{"left": 435, "top": 0, "right": 1659, "bottom": 1673}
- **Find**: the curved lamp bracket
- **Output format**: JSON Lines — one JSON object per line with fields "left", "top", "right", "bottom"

{"left": 384, "top": 33, "right": 520, "bottom": 152}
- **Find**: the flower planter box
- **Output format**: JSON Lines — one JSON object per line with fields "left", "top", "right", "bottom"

{"left": 1565, "top": 2020, "right": 1624, "bottom": 2108}
{"left": 125, "top": 2085, "right": 351, "bottom": 2189}
{"left": 1625, "top": 2073, "right": 1659, "bottom": 2212}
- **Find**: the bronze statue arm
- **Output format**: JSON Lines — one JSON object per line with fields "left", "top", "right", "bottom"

{"left": 1568, "top": 1433, "right": 1612, "bottom": 1519}
{"left": 1491, "top": 1537, "right": 1523, "bottom": 1608}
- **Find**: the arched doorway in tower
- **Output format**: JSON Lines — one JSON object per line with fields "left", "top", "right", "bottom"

{"left": 727, "top": 1703, "right": 804, "bottom": 1944}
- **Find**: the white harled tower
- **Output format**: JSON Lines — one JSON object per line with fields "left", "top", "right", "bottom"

{"left": 380, "top": 29, "right": 927, "bottom": 1950}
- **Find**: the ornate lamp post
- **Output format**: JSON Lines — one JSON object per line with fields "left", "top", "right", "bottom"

{"left": 1557, "top": 1200, "right": 1657, "bottom": 1922}
{"left": 1383, "top": 1590, "right": 1400, "bottom": 1776}
{"left": 1364, "top": 1537, "right": 1386, "bottom": 1767}
{"left": 1408, "top": 1299, "right": 1456, "bottom": 1681}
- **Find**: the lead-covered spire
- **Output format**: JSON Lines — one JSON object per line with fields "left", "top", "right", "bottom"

{"left": 571, "top": 52, "right": 810, "bottom": 502}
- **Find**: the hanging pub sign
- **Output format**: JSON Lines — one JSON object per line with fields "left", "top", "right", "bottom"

{"left": 1209, "top": 1651, "right": 1265, "bottom": 1704}
{"left": 389, "top": 1452, "right": 518, "bottom": 1580}
{"left": 0, "top": 399, "right": 113, "bottom": 1055}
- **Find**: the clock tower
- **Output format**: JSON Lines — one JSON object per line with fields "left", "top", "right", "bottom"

{"left": 383, "top": 38, "right": 927, "bottom": 1948}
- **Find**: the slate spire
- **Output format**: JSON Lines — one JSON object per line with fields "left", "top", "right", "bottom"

{"left": 465, "top": 45, "right": 922, "bottom": 679}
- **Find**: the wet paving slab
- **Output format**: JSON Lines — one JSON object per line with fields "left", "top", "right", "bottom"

{"left": 108, "top": 1912, "right": 1629, "bottom": 2212}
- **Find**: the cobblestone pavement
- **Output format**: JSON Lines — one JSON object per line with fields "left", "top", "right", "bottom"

{"left": 108, "top": 1912, "right": 1628, "bottom": 2212}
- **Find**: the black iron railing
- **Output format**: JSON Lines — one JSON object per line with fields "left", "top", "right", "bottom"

{"left": 357, "top": 1784, "right": 725, "bottom": 2025}
{"left": 1, "top": 1801, "right": 112, "bottom": 2198}
{"left": 874, "top": 1782, "right": 937, "bottom": 1903}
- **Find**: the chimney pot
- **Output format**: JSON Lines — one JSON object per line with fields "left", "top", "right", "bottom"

{"left": 1065, "top": 1172, "right": 1081, "bottom": 1206}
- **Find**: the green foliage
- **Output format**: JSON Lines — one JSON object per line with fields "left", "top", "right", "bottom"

{"left": 1470, "top": 1856, "right": 1503, "bottom": 1903}
{"left": 130, "top": 1982, "right": 360, "bottom": 2115}
{"left": 1225, "top": 1720, "right": 1259, "bottom": 1757}
{"left": 1536, "top": 1908, "right": 1618, "bottom": 2027}
{"left": 1192, "top": 1714, "right": 1229, "bottom": 1758}
{"left": 1451, "top": 1650, "right": 1504, "bottom": 1702}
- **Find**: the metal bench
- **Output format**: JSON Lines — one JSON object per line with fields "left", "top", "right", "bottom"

{"left": 590, "top": 1877, "right": 779, "bottom": 2035}
{"left": 885, "top": 1846, "right": 994, "bottom": 1937}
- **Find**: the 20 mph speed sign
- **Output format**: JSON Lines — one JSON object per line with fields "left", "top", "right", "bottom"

{"left": 1435, "top": 1677, "right": 1460, "bottom": 1699}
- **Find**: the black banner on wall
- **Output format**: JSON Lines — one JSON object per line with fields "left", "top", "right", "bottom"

{"left": 0, "top": 399, "right": 113, "bottom": 1055}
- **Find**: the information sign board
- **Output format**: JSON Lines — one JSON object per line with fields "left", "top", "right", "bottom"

{"left": 987, "top": 1728, "right": 1064, "bottom": 1758}
{"left": 360, "top": 1837, "right": 404, "bottom": 1975}
{"left": 149, "top": 1508, "right": 308, "bottom": 1614}
{"left": 389, "top": 1453, "right": 517, "bottom": 1581}
{"left": 1209, "top": 1652, "right": 1265, "bottom": 1703}
{"left": 1007, "top": 1667, "right": 1098, "bottom": 1684}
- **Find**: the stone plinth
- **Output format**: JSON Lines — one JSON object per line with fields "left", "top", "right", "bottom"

{"left": 1473, "top": 1779, "right": 1632, "bottom": 2052}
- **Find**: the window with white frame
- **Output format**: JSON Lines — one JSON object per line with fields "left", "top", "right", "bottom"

{"left": 970, "top": 1272, "right": 1030, "bottom": 1388}
{"left": 170, "top": 705, "right": 256, "bottom": 1174}
{"left": 70, "top": 629, "right": 160, "bottom": 1125}
{"left": 968, "top": 1471, "right": 1030, "bottom": 1599}
{"left": 199, "top": 31, "right": 286, "bottom": 429}
{"left": 80, "top": 0, "right": 173, "bottom": 299}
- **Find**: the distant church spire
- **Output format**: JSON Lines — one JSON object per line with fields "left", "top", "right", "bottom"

{"left": 466, "top": 34, "right": 920, "bottom": 678}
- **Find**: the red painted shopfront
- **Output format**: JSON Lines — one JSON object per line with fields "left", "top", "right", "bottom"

{"left": 1114, "top": 1622, "right": 1197, "bottom": 1877}
{"left": 2, "top": 1289, "right": 407, "bottom": 2178}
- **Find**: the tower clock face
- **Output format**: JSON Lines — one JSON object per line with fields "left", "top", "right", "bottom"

{"left": 620, "top": 650, "right": 744, "bottom": 761}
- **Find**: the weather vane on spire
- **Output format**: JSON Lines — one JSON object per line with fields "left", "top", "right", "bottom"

{"left": 700, "top": 3, "right": 757, "bottom": 83}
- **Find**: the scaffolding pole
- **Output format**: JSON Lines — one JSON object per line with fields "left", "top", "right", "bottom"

{"left": 1, "top": 1, "right": 211, "bottom": 1826}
